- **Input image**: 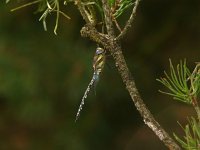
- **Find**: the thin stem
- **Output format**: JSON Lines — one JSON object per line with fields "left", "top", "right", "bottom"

{"left": 101, "top": 0, "right": 115, "bottom": 36}
{"left": 75, "top": 0, "right": 92, "bottom": 24}
{"left": 192, "top": 97, "right": 200, "bottom": 122}
{"left": 11, "top": 0, "right": 41, "bottom": 12}
{"left": 54, "top": 0, "right": 59, "bottom": 35}
{"left": 116, "top": 0, "right": 141, "bottom": 40}
{"left": 113, "top": 17, "right": 122, "bottom": 32}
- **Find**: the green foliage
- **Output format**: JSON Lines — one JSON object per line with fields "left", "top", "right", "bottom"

{"left": 157, "top": 60, "right": 200, "bottom": 104}
{"left": 174, "top": 117, "right": 200, "bottom": 150}
{"left": 108, "top": 0, "right": 115, "bottom": 6}
{"left": 107, "top": 0, "right": 134, "bottom": 18}
{"left": 113, "top": 0, "right": 133, "bottom": 18}
{"left": 157, "top": 59, "right": 192, "bottom": 104}
{"left": 7, "top": 0, "right": 135, "bottom": 34}
{"left": 9, "top": 0, "right": 70, "bottom": 34}
{"left": 158, "top": 60, "right": 200, "bottom": 150}
{"left": 37, "top": 0, "right": 70, "bottom": 34}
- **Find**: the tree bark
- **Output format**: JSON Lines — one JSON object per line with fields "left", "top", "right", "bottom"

{"left": 81, "top": 25, "right": 181, "bottom": 150}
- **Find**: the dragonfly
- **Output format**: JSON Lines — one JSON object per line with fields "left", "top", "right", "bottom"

{"left": 75, "top": 47, "right": 106, "bottom": 122}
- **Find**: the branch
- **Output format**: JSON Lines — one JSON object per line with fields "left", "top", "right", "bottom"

{"left": 81, "top": 25, "right": 181, "bottom": 150}
{"left": 78, "top": 0, "right": 180, "bottom": 149}
{"left": 81, "top": 24, "right": 109, "bottom": 46}
{"left": 116, "top": 0, "right": 141, "bottom": 40}
{"left": 101, "top": 0, "right": 115, "bottom": 36}
{"left": 75, "top": 0, "right": 95, "bottom": 25}
{"left": 110, "top": 42, "right": 180, "bottom": 150}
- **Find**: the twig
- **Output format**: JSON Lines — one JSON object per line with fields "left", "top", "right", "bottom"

{"left": 75, "top": 0, "right": 93, "bottom": 24}
{"left": 116, "top": 0, "right": 141, "bottom": 40}
{"left": 113, "top": 17, "right": 122, "bottom": 32}
{"left": 81, "top": 24, "right": 181, "bottom": 150}
{"left": 101, "top": 0, "right": 115, "bottom": 36}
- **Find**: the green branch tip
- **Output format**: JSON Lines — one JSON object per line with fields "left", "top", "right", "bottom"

{"left": 157, "top": 59, "right": 192, "bottom": 104}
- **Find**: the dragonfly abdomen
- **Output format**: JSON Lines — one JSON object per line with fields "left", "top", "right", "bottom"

{"left": 75, "top": 47, "right": 106, "bottom": 122}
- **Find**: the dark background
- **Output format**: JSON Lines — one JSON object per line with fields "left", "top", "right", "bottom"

{"left": 0, "top": 0, "right": 200, "bottom": 149}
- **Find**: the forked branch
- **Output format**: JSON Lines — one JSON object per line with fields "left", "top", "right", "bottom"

{"left": 78, "top": 0, "right": 180, "bottom": 149}
{"left": 116, "top": 0, "right": 141, "bottom": 40}
{"left": 81, "top": 25, "right": 180, "bottom": 149}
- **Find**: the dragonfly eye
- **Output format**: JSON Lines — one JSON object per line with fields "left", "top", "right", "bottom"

{"left": 96, "top": 47, "right": 105, "bottom": 55}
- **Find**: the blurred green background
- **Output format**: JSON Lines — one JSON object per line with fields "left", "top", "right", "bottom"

{"left": 0, "top": 0, "right": 200, "bottom": 149}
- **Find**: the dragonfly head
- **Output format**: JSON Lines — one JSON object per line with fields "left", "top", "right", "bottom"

{"left": 96, "top": 47, "right": 105, "bottom": 55}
